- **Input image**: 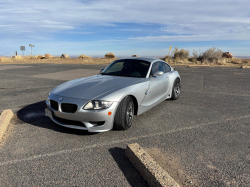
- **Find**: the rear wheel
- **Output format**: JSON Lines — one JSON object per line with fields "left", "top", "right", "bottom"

{"left": 113, "top": 96, "right": 134, "bottom": 130}
{"left": 171, "top": 79, "right": 181, "bottom": 100}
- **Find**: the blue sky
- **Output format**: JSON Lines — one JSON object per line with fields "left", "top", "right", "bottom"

{"left": 0, "top": 0, "right": 250, "bottom": 57}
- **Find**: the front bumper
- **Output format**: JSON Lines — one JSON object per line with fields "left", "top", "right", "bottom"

{"left": 46, "top": 94, "right": 119, "bottom": 132}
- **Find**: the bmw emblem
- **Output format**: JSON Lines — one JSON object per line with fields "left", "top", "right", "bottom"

{"left": 59, "top": 98, "right": 63, "bottom": 101}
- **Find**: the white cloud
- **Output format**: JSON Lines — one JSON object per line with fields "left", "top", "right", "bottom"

{"left": 129, "top": 32, "right": 250, "bottom": 42}
{"left": 0, "top": 0, "right": 250, "bottom": 55}
{"left": 1, "top": 0, "right": 249, "bottom": 33}
{"left": 40, "top": 25, "right": 74, "bottom": 29}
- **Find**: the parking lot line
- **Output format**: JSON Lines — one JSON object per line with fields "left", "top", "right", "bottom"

{"left": 185, "top": 90, "right": 250, "bottom": 97}
{"left": 1, "top": 114, "right": 249, "bottom": 167}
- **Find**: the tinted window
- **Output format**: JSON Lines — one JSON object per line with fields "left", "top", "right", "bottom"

{"left": 105, "top": 61, "right": 123, "bottom": 73}
{"left": 102, "top": 59, "right": 151, "bottom": 78}
{"left": 164, "top": 63, "right": 171, "bottom": 72}
{"left": 151, "top": 61, "right": 166, "bottom": 74}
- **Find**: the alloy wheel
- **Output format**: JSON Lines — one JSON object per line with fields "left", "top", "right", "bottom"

{"left": 174, "top": 82, "right": 181, "bottom": 97}
{"left": 126, "top": 102, "right": 134, "bottom": 126}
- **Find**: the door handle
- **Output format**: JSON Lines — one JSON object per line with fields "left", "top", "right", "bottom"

{"left": 166, "top": 77, "right": 169, "bottom": 79}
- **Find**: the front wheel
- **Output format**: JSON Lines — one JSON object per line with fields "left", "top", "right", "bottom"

{"left": 171, "top": 79, "right": 181, "bottom": 100}
{"left": 113, "top": 96, "right": 134, "bottom": 130}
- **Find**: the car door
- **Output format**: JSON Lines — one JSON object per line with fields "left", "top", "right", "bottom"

{"left": 163, "top": 62, "right": 172, "bottom": 95}
{"left": 141, "top": 61, "right": 168, "bottom": 106}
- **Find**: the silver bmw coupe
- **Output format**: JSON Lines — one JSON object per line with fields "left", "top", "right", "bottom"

{"left": 45, "top": 57, "right": 181, "bottom": 132}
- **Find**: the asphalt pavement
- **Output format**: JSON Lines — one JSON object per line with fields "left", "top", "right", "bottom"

{"left": 0, "top": 63, "right": 250, "bottom": 186}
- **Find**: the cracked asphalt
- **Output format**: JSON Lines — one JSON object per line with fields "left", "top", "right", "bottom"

{"left": 0, "top": 63, "right": 250, "bottom": 186}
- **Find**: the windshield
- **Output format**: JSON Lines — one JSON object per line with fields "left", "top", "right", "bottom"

{"left": 101, "top": 59, "right": 151, "bottom": 78}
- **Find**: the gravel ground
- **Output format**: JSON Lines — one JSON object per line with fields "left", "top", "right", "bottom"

{"left": 0, "top": 64, "right": 250, "bottom": 186}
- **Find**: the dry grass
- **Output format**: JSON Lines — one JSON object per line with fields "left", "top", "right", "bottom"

{"left": 163, "top": 47, "right": 250, "bottom": 67}
{"left": 0, "top": 54, "right": 249, "bottom": 67}
{"left": 0, "top": 56, "right": 119, "bottom": 65}
{"left": 162, "top": 56, "right": 250, "bottom": 67}
{"left": 78, "top": 55, "right": 90, "bottom": 58}
{"left": 224, "top": 58, "right": 250, "bottom": 66}
{"left": 0, "top": 57, "right": 12, "bottom": 62}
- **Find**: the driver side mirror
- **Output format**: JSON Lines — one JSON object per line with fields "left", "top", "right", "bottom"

{"left": 153, "top": 71, "right": 164, "bottom": 77}
{"left": 100, "top": 68, "right": 104, "bottom": 73}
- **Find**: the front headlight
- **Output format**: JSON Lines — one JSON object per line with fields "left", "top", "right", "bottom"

{"left": 83, "top": 100, "right": 113, "bottom": 110}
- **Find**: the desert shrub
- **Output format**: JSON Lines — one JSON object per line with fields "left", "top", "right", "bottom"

{"left": 105, "top": 52, "right": 115, "bottom": 58}
{"left": 24, "top": 55, "right": 37, "bottom": 59}
{"left": 188, "top": 57, "right": 197, "bottom": 63}
{"left": 12, "top": 55, "right": 23, "bottom": 59}
{"left": 189, "top": 50, "right": 197, "bottom": 63}
{"left": 163, "top": 55, "right": 170, "bottom": 61}
{"left": 78, "top": 55, "right": 90, "bottom": 58}
{"left": 61, "top": 54, "right": 70, "bottom": 59}
{"left": 193, "top": 50, "right": 203, "bottom": 61}
{"left": 0, "top": 57, "right": 14, "bottom": 62}
{"left": 45, "top": 54, "right": 53, "bottom": 59}
{"left": 193, "top": 50, "right": 198, "bottom": 59}
{"left": 163, "top": 55, "right": 174, "bottom": 63}
{"left": 172, "top": 47, "right": 189, "bottom": 60}
{"left": 201, "top": 47, "right": 223, "bottom": 64}
{"left": 36, "top": 55, "right": 44, "bottom": 59}
{"left": 29, "top": 56, "right": 37, "bottom": 59}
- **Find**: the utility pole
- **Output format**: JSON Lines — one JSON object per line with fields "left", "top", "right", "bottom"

{"left": 29, "top": 44, "right": 35, "bottom": 56}
{"left": 20, "top": 46, "right": 25, "bottom": 57}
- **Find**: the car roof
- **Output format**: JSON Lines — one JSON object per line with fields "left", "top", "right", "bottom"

{"left": 118, "top": 57, "right": 165, "bottom": 64}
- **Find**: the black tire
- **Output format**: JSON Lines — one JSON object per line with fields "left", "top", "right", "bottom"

{"left": 113, "top": 96, "right": 134, "bottom": 130}
{"left": 171, "top": 79, "right": 181, "bottom": 100}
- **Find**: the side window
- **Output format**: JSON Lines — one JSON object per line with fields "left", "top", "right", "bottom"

{"left": 164, "top": 63, "right": 171, "bottom": 72}
{"left": 151, "top": 62, "right": 158, "bottom": 75}
{"left": 157, "top": 62, "right": 165, "bottom": 73}
{"left": 151, "top": 62, "right": 165, "bottom": 74}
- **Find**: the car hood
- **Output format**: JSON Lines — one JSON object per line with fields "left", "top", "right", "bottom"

{"left": 51, "top": 75, "right": 143, "bottom": 100}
